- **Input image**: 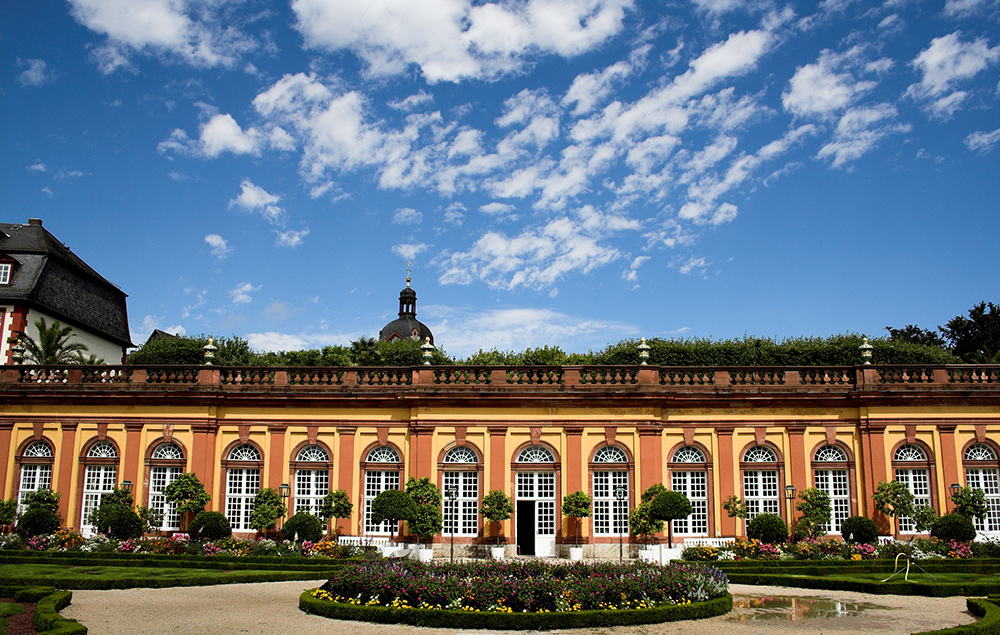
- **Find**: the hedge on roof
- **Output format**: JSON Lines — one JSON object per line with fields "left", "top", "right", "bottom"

{"left": 299, "top": 591, "right": 732, "bottom": 630}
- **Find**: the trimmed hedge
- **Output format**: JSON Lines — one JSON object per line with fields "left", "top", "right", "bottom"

{"left": 912, "top": 597, "right": 1000, "bottom": 635}
{"left": 299, "top": 590, "right": 732, "bottom": 629}
{"left": 0, "top": 586, "right": 86, "bottom": 635}
{"left": 0, "top": 570, "right": 329, "bottom": 591}
{"left": 721, "top": 572, "right": 999, "bottom": 596}
{"left": 0, "top": 551, "right": 347, "bottom": 572}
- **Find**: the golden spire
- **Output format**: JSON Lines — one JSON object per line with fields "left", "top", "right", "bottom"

{"left": 406, "top": 261, "right": 412, "bottom": 288}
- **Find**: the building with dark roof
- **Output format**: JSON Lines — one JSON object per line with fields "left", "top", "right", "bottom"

{"left": 378, "top": 267, "right": 434, "bottom": 345}
{"left": 0, "top": 218, "right": 132, "bottom": 364}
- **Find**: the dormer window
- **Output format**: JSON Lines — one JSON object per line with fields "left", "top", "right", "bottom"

{"left": 0, "top": 263, "right": 10, "bottom": 285}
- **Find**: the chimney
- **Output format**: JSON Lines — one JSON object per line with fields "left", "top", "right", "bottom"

{"left": 28, "top": 218, "right": 43, "bottom": 226}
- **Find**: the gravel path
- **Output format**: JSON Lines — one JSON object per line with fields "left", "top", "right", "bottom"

{"left": 61, "top": 581, "right": 977, "bottom": 635}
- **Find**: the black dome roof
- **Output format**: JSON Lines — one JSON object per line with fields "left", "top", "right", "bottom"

{"left": 379, "top": 275, "right": 433, "bottom": 344}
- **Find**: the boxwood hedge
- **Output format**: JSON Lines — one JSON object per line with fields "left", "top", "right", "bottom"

{"left": 299, "top": 590, "right": 732, "bottom": 630}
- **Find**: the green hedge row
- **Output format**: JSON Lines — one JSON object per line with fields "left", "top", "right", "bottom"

{"left": 723, "top": 572, "right": 1000, "bottom": 596}
{"left": 0, "top": 570, "right": 327, "bottom": 591}
{"left": 0, "top": 587, "right": 85, "bottom": 635}
{"left": 0, "top": 552, "right": 345, "bottom": 572}
{"left": 299, "top": 591, "right": 732, "bottom": 630}
{"left": 712, "top": 561, "right": 1000, "bottom": 576}
{"left": 912, "top": 597, "right": 1000, "bottom": 635}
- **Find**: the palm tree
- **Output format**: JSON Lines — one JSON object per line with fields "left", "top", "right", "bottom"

{"left": 350, "top": 336, "right": 382, "bottom": 366}
{"left": 14, "top": 318, "right": 89, "bottom": 365}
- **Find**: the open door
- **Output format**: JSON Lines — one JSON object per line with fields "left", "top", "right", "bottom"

{"left": 516, "top": 500, "right": 535, "bottom": 555}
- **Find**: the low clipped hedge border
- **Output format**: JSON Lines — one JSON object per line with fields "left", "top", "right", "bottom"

{"left": 913, "top": 596, "right": 1000, "bottom": 635}
{"left": 299, "top": 591, "right": 732, "bottom": 630}
{"left": 723, "top": 572, "right": 1000, "bottom": 597}
{"left": 0, "top": 570, "right": 327, "bottom": 591}
{"left": 0, "top": 586, "right": 85, "bottom": 635}
{"left": 0, "top": 552, "right": 347, "bottom": 572}
{"left": 711, "top": 559, "right": 1000, "bottom": 570}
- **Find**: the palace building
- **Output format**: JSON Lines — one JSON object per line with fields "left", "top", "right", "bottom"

{"left": 1, "top": 219, "right": 998, "bottom": 556}
{"left": 2, "top": 359, "right": 998, "bottom": 556}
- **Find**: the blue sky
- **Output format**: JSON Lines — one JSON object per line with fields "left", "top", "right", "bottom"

{"left": 2, "top": 0, "right": 998, "bottom": 359}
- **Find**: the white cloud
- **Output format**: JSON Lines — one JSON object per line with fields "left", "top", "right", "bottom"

{"left": 818, "top": 104, "right": 911, "bottom": 167}
{"left": 965, "top": 128, "right": 1000, "bottom": 152}
{"left": 563, "top": 61, "right": 632, "bottom": 116}
{"left": 622, "top": 255, "right": 650, "bottom": 283}
{"left": 906, "top": 32, "right": 1000, "bottom": 118}
{"left": 67, "top": 0, "right": 256, "bottom": 72}
{"left": 229, "top": 180, "right": 286, "bottom": 225}
{"left": 392, "top": 243, "right": 428, "bottom": 260}
{"left": 388, "top": 91, "right": 434, "bottom": 111}
{"left": 275, "top": 228, "right": 310, "bottom": 247}
{"left": 479, "top": 202, "right": 518, "bottom": 219}
{"left": 393, "top": 207, "right": 423, "bottom": 224}
{"left": 677, "top": 256, "right": 710, "bottom": 276}
{"left": 18, "top": 58, "right": 51, "bottom": 86}
{"left": 200, "top": 114, "right": 263, "bottom": 157}
{"left": 291, "top": 0, "right": 634, "bottom": 82}
{"left": 246, "top": 330, "right": 359, "bottom": 352}
{"left": 28, "top": 163, "right": 47, "bottom": 173}
{"left": 943, "top": 0, "right": 991, "bottom": 17}
{"left": 229, "top": 282, "right": 260, "bottom": 304}
{"left": 204, "top": 234, "right": 233, "bottom": 259}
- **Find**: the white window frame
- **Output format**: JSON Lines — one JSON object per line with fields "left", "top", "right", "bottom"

{"left": 17, "top": 440, "right": 54, "bottom": 513}
{"left": 224, "top": 444, "right": 261, "bottom": 532}
{"left": 813, "top": 445, "right": 850, "bottom": 534}
{"left": 671, "top": 470, "right": 708, "bottom": 536}
{"left": 363, "top": 446, "right": 401, "bottom": 535}
{"left": 0, "top": 263, "right": 10, "bottom": 285}
{"left": 148, "top": 466, "right": 183, "bottom": 531}
{"left": 964, "top": 444, "right": 1000, "bottom": 533}
{"left": 894, "top": 444, "right": 931, "bottom": 534}
{"left": 442, "top": 447, "right": 479, "bottom": 537}
{"left": 80, "top": 441, "right": 118, "bottom": 537}
{"left": 742, "top": 446, "right": 779, "bottom": 521}
{"left": 294, "top": 445, "right": 330, "bottom": 517}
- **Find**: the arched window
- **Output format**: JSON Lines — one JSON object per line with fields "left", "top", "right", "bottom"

{"left": 513, "top": 444, "right": 559, "bottom": 557}
{"left": 893, "top": 444, "right": 931, "bottom": 534}
{"left": 670, "top": 446, "right": 708, "bottom": 536}
{"left": 964, "top": 443, "right": 1000, "bottom": 532}
{"left": 363, "top": 445, "right": 401, "bottom": 535}
{"left": 293, "top": 445, "right": 330, "bottom": 517}
{"left": 812, "top": 445, "right": 850, "bottom": 534}
{"left": 442, "top": 446, "right": 480, "bottom": 537}
{"left": 148, "top": 442, "right": 185, "bottom": 531}
{"left": 81, "top": 440, "right": 119, "bottom": 537}
{"left": 591, "top": 446, "right": 629, "bottom": 537}
{"left": 224, "top": 444, "right": 262, "bottom": 532}
{"left": 17, "top": 440, "right": 54, "bottom": 511}
{"left": 742, "top": 445, "right": 779, "bottom": 521}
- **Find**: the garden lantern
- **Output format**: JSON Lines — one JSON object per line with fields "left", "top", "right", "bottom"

{"left": 614, "top": 484, "right": 628, "bottom": 562}
{"left": 949, "top": 483, "right": 962, "bottom": 511}
{"left": 445, "top": 484, "right": 459, "bottom": 563}
{"left": 279, "top": 483, "right": 291, "bottom": 530}
{"left": 121, "top": 480, "right": 133, "bottom": 494}
{"left": 784, "top": 485, "right": 797, "bottom": 529}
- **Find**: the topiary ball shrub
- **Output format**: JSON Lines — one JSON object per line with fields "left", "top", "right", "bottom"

{"left": 189, "top": 511, "right": 232, "bottom": 540}
{"left": 840, "top": 516, "right": 879, "bottom": 544}
{"left": 16, "top": 508, "right": 61, "bottom": 538}
{"left": 96, "top": 506, "right": 143, "bottom": 540}
{"left": 283, "top": 512, "right": 324, "bottom": 543}
{"left": 931, "top": 513, "right": 977, "bottom": 542}
{"left": 746, "top": 513, "right": 789, "bottom": 544}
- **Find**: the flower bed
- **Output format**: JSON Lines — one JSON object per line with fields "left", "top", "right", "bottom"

{"left": 303, "top": 560, "right": 730, "bottom": 629}
{"left": 682, "top": 536, "right": 1000, "bottom": 562}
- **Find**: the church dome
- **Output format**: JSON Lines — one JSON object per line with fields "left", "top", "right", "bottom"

{"left": 379, "top": 270, "right": 433, "bottom": 344}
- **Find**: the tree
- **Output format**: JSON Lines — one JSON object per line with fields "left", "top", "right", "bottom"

{"left": 630, "top": 484, "right": 668, "bottom": 543}
{"left": 651, "top": 491, "right": 692, "bottom": 548}
{"left": 950, "top": 486, "right": 988, "bottom": 523}
{"left": 128, "top": 334, "right": 255, "bottom": 366}
{"left": 0, "top": 498, "right": 18, "bottom": 532}
{"left": 872, "top": 481, "right": 915, "bottom": 539}
{"left": 249, "top": 488, "right": 286, "bottom": 534}
{"left": 794, "top": 488, "right": 833, "bottom": 540}
{"left": 162, "top": 473, "right": 211, "bottom": 530}
{"left": 13, "top": 318, "right": 89, "bottom": 365}
{"left": 370, "top": 489, "right": 416, "bottom": 544}
{"left": 722, "top": 495, "right": 749, "bottom": 520}
{"left": 561, "top": 491, "right": 592, "bottom": 547}
{"left": 405, "top": 477, "right": 443, "bottom": 545}
{"left": 88, "top": 487, "right": 144, "bottom": 540}
{"left": 885, "top": 325, "right": 946, "bottom": 348}
{"left": 318, "top": 489, "right": 353, "bottom": 536}
{"left": 939, "top": 301, "right": 1000, "bottom": 363}
{"left": 480, "top": 490, "right": 513, "bottom": 546}
{"left": 349, "top": 337, "right": 382, "bottom": 366}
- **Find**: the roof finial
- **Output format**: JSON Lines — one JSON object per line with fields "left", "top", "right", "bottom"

{"left": 406, "top": 261, "right": 412, "bottom": 288}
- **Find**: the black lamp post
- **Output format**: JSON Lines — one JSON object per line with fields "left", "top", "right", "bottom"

{"left": 279, "top": 483, "right": 291, "bottom": 531}
{"left": 121, "top": 480, "right": 133, "bottom": 495}
{"left": 949, "top": 483, "right": 963, "bottom": 512}
{"left": 445, "top": 485, "right": 459, "bottom": 563}
{"left": 784, "top": 485, "right": 797, "bottom": 532}
{"left": 614, "top": 484, "right": 628, "bottom": 563}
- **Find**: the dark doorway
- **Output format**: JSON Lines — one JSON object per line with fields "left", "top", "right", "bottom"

{"left": 516, "top": 500, "right": 535, "bottom": 556}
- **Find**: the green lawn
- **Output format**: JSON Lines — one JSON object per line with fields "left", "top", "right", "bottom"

{"left": 819, "top": 572, "right": 1000, "bottom": 585}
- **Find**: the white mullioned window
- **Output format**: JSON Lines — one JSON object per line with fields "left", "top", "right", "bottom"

{"left": 894, "top": 444, "right": 930, "bottom": 534}
{"left": 0, "top": 263, "right": 10, "bottom": 285}
{"left": 225, "top": 444, "right": 261, "bottom": 532}
{"left": 294, "top": 445, "right": 330, "bottom": 517}
{"left": 671, "top": 446, "right": 708, "bottom": 536}
{"left": 516, "top": 471, "right": 556, "bottom": 536}
{"left": 80, "top": 441, "right": 118, "bottom": 537}
{"left": 148, "top": 442, "right": 184, "bottom": 531}
{"left": 364, "top": 446, "right": 401, "bottom": 535}
{"left": 592, "top": 446, "right": 629, "bottom": 536}
{"left": 743, "top": 446, "right": 779, "bottom": 521}
{"left": 813, "top": 445, "right": 850, "bottom": 534}
{"left": 965, "top": 444, "right": 1000, "bottom": 533}
{"left": 18, "top": 441, "right": 54, "bottom": 512}
{"left": 443, "top": 447, "right": 479, "bottom": 537}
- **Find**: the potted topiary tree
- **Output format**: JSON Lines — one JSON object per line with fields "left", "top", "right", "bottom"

{"left": 793, "top": 487, "right": 832, "bottom": 540}
{"left": 650, "top": 490, "right": 692, "bottom": 556}
{"left": 249, "top": 488, "right": 287, "bottom": 538}
{"left": 318, "top": 489, "right": 353, "bottom": 537}
{"left": 370, "top": 489, "right": 417, "bottom": 550}
{"left": 561, "top": 490, "right": 592, "bottom": 561}
{"left": 405, "top": 477, "right": 442, "bottom": 561}
{"left": 872, "top": 481, "right": 914, "bottom": 539}
{"left": 163, "top": 473, "right": 211, "bottom": 532}
{"left": 480, "top": 490, "right": 513, "bottom": 559}
{"left": 631, "top": 484, "right": 667, "bottom": 561}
